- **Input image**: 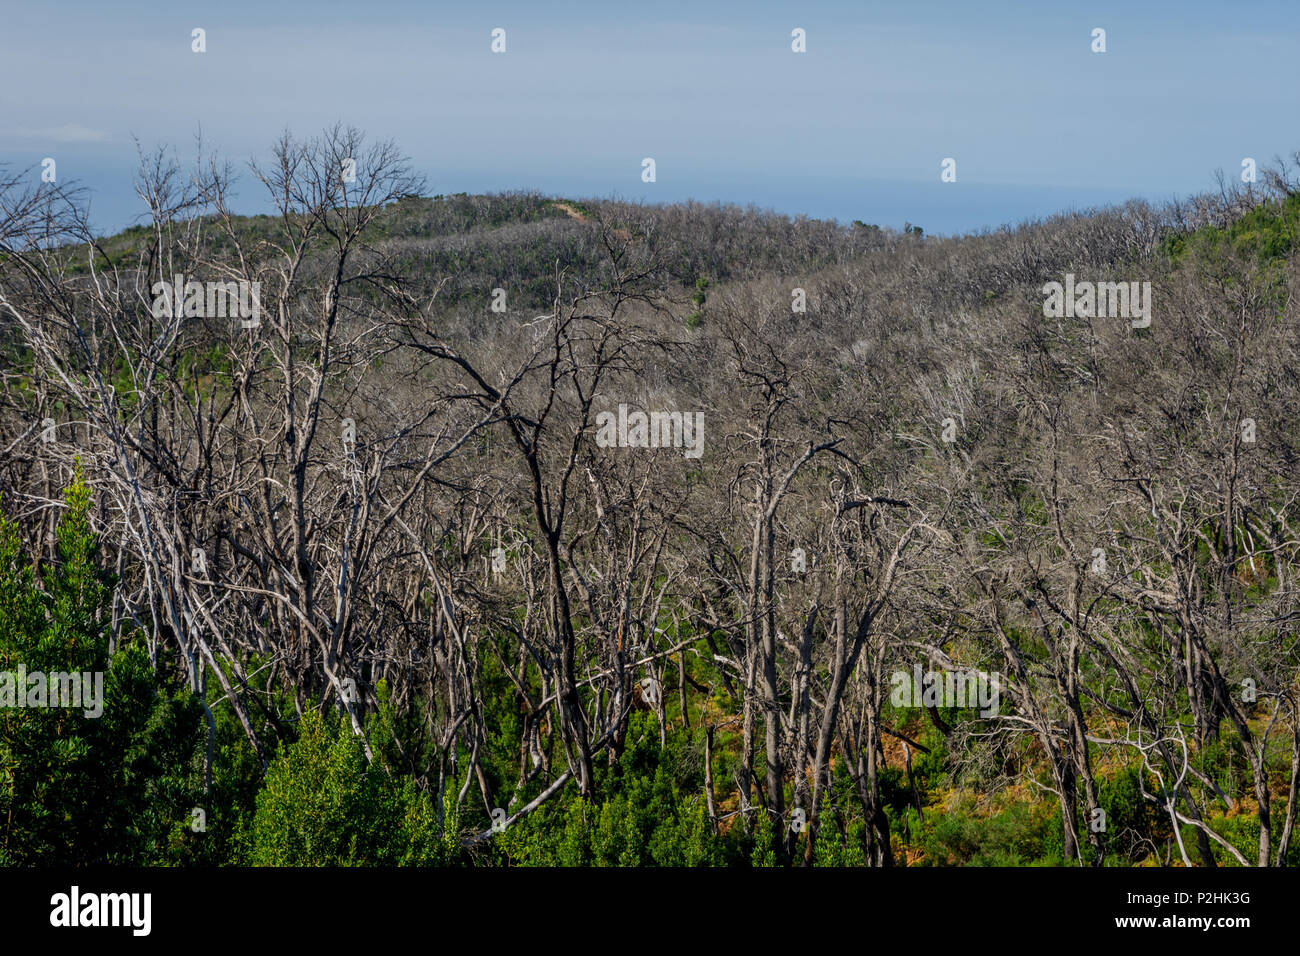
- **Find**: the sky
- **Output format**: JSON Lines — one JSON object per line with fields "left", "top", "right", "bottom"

{"left": 2, "top": 0, "right": 1297, "bottom": 236}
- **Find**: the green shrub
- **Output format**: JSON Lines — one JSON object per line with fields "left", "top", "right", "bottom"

{"left": 246, "top": 708, "right": 448, "bottom": 865}
{"left": 0, "top": 467, "right": 206, "bottom": 865}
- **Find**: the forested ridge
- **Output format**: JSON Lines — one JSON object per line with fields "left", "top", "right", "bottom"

{"left": 3, "top": 131, "right": 1300, "bottom": 866}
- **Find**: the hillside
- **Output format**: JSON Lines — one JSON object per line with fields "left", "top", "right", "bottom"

{"left": 2, "top": 138, "right": 1300, "bottom": 867}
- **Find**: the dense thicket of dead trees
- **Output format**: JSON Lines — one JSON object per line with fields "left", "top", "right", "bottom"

{"left": 3, "top": 129, "right": 1299, "bottom": 864}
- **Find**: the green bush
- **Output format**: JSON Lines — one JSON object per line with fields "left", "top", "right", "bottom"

{"left": 246, "top": 708, "right": 450, "bottom": 865}
{"left": 0, "top": 467, "right": 206, "bottom": 865}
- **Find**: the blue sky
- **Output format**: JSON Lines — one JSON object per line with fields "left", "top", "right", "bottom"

{"left": 3, "top": 0, "right": 1297, "bottom": 236}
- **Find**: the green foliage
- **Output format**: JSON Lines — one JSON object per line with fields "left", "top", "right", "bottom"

{"left": 246, "top": 708, "right": 450, "bottom": 866}
{"left": 495, "top": 771, "right": 728, "bottom": 866}
{"left": 1087, "top": 766, "right": 1166, "bottom": 865}
{"left": 1163, "top": 192, "right": 1300, "bottom": 267}
{"left": 487, "top": 712, "right": 739, "bottom": 866}
{"left": 750, "top": 807, "right": 778, "bottom": 867}
{"left": 0, "top": 475, "right": 1285, "bottom": 868}
{"left": 917, "top": 796, "right": 1058, "bottom": 866}
{"left": 692, "top": 276, "right": 709, "bottom": 306}
{"left": 812, "top": 822, "right": 845, "bottom": 866}
{"left": 687, "top": 275, "right": 708, "bottom": 329}
{"left": 0, "top": 466, "right": 207, "bottom": 865}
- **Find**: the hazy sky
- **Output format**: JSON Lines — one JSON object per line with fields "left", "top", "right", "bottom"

{"left": 3, "top": 0, "right": 1296, "bottom": 235}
